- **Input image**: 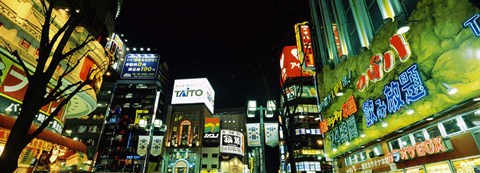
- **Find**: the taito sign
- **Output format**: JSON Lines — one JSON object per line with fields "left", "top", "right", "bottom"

{"left": 357, "top": 34, "right": 412, "bottom": 92}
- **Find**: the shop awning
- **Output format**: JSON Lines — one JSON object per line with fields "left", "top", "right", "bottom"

{"left": 0, "top": 114, "right": 87, "bottom": 153}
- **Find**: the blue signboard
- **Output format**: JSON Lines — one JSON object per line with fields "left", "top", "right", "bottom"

{"left": 120, "top": 54, "right": 160, "bottom": 79}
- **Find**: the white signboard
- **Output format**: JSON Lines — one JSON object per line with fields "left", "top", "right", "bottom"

{"left": 137, "top": 136, "right": 149, "bottom": 156}
{"left": 265, "top": 123, "right": 279, "bottom": 147}
{"left": 220, "top": 129, "right": 244, "bottom": 156}
{"left": 150, "top": 136, "right": 163, "bottom": 156}
{"left": 171, "top": 78, "right": 215, "bottom": 113}
{"left": 246, "top": 123, "right": 261, "bottom": 147}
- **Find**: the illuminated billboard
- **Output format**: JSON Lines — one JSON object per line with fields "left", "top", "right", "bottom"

{"left": 203, "top": 118, "right": 220, "bottom": 146}
{"left": 295, "top": 22, "right": 315, "bottom": 71}
{"left": 120, "top": 54, "right": 160, "bottom": 79}
{"left": 220, "top": 129, "right": 244, "bottom": 156}
{"left": 279, "top": 46, "right": 313, "bottom": 84}
{"left": 246, "top": 123, "right": 260, "bottom": 147}
{"left": 171, "top": 78, "right": 215, "bottom": 113}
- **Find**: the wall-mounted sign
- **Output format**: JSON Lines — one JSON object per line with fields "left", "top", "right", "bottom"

{"left": 319, "top": 71, "right": 353, "bottom": 112}
{"left": 357, "top": 34, "right": 412, "bottom": 92}
{"left": 386, "top": 136, "right": 448, "bottom": 163}
{"left": 464, "top": 14, "right": 480, "bottom": 37}
{"left": 363, "top": 63, "right": 428, "bottom": 127}
{"left": 220, "top": 129, "right": 244, "bottom": 156}
{"left": 137, "top": 135, "right": 149, "bottom": 156}
{"left": 328, "top": 115, "right": 358, "bottom": 149}
{"left": 0, "top": 52, "right": 65, "bottom": 133}
{"left": 246, "top": 123, "right": 260, "bottom": 147}
{"left": 120, "top": 54, "right": 160, "bottom": 79}
{"left": 346, "top": 156, "right": 390, "bottom": 173}
{"left": 295, "top": 128, "right": 322, "bottom": 135}
{"left": 203, "top": 118, "right": 220, "bottom": 147}
{"left": 280, "top": 46, "right": 313, "bottom": 85}
{"left": 295, "top": 22, "right": 316, "bottom": 70}
{"left": 171, "top": 78, "right": 215, "bottom": 113}
{"left": 150, "top": 136, "right": 163, "bottom": 156}
{"left": 285, "top": 85, "right": 317, "bottom": 101}
{"left": 321, "top": 95, "right": 358, "bottom": 134}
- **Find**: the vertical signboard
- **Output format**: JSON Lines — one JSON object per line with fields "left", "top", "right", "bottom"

{"left": 295, "top": 22, "right": 316, "bottom": 71}
{"left": 246, "top": 123, "right": 261, "bottom": 147}
{"left": 203, "top": 117, "right": 220, "bottom": 146}
{"left": 220, "top": 129, "right": 244, "bottom": 156}
{"left": 137, "top": 135, "right": 149, "bottom": 156}
{"left": 120, "top": 54, "right": 160, "bottom": 79}
{"left": 150, "top": 136, "right": 163, "bottom": 156}
{"left": 264, "top": 123, "right": 279, "bottom": 147}
{"left": 171, "top": 78, "right": 215, "bottom": 113}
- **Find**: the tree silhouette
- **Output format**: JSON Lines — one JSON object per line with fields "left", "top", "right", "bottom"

{"left": 0, "top": 0, "right": 108, "bottom": 172}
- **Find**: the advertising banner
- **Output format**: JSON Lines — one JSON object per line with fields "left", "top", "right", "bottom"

{"left": 203, "top": 118, "right": 220, "bottom": 146}
{"left": 220, "top": 129, "right": 244, "bottom": 156}
{"left": 150, "top": 136, "right": 163, "bottom": 156}
{"left": 285, "top": 85, "right": 317, "bottom": 101}
{"left": 295, "top": 22, "right": 315, "bottom": 71}
{"left": 137, "top": 135, "right": 149, "bottom": 156}
{"left": 246, "top": 123, "right": 261, "bottom": 147}
{"left": 264, "top": 123, "right": 279, "bottom": 147}
{"left": 120, "top": 54, "right": 160, "bottom": 79}
{"left": 171, "top": 78, "right": 215, "bottom": 113}
{"left": 0, "top": 51, "right": 65, "bottom": 133}
{"left": 280, "top": 46, "right": 313, "bottom": 84}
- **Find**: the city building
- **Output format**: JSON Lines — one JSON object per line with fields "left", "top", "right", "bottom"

{"left": 163, "top": 78, "right": 215, "bottom": 173}
{"left": 215, "top": 107, "right": 248, "bottom": 173}
{"left": 309, "top": 0, "right": 480, "bottom": 172}
{"left": 94, "top": 52, "right": 171, "bottom": 172}
{"left": 0, "top": 0, "right": 121, "bottom": 172}
{"left": 279, "top": 25, "right": 328, "bottom": 172}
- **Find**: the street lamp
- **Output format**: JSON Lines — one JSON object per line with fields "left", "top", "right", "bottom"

{"left": 246, "top": 100, "right": 276, "bottom": 173}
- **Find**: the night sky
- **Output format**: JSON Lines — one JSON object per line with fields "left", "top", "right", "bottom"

{"left": 116, "top": 0, "right": 311, "bottom": 109}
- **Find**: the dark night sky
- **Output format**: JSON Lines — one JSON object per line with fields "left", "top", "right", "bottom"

{"left": 116, "top": 1, "right": 311, "bottom": 109}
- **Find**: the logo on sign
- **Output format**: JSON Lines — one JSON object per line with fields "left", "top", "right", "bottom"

{"left": 204, "top": 133, "right": 219, "bottom": 139}
{"left": 174, "top": 88, "right": 203, "bottom": 97}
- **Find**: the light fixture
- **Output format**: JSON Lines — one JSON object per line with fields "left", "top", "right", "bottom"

{"left": 360, "top": 145, "right": 365, "bottom": 148}
{"left": 132, "top": 47, "right": 137, "bottom": 51}
{"left": 247, "top": 100, "right": 256, "bottom": 117}
{"left": 139, "top": 119, "right": 147, "bottom": 128}
{"left": 426, "top": 117, "right": 434, "bottom": 121}
{"left": 154, "top": 119, "right": 162, "bottom": 128}
{"left": 314, "top": 117, "right": 321, "bottom": 121}
{"left": 346, "top": 141, "right": 350, "bottom": 146}
{"left": 335, "top": 92, "right": 344, "bottom": 97}
{"left": 405, "top": 105, "right": 414, "bottom": 115}
{"left": 397, "top": 20, "right": 420, "bottom": 35}
{"left": 475, "top": 109, "right": 480, "bottom": 116}
{"left": 126, "top": 48, "right": 130, "bottom": 51}
{"left": 64, "top": 8, "right": 70, "bottom": 12}
{"left": 360, "top": 133, "right": 366, "bottom": 138}
{"left": 75, "top": 9, "right": 80, "bottom": 13}
{"left": 396, "top": 21, "right": 410, "bottom": 34}
{"left": 333, "top": 148, "right": 337, "bottom": 152}
{"left": 140, "top": 47, "right": 144, "bottom": 51}
{"left": 381, "top": 121, "right": 388, "bottom": 127}
{"left": 147, "top": 48, "right": 151, "bottom": 51}
{"left": 474, "top": 97, "right": 480, "bottom": 101}
{"left": 442, "top": 83, "right": 458, "bottom": 95}
{"left": 376, "top": 139, "right": 381, "bottom": 142}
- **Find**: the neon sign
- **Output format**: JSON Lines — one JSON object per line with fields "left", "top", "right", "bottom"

{"left": 321, "top": 95, "right": 357, "bottom": 134}
{"left": 464, "top": 14, "right": 480, "bottom": 37}
{"left": 386, "top": 136, "right": 447, "bottom": 163}
{"left": 319, "top": 70, "right": 353, "bottom": 112}
{"left": 357, "top": 34, "right": 412, "bottom": 92}
{"left": 363, "top": 63, "right": 428, "bottom": 127}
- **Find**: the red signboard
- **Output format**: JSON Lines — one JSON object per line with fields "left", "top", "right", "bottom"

{"left": 299, "top": 25, "right": 315, "bottom": 68}
{"left": 19, "top": 38, "right": 31, "bottom": 50}
{"left": 280, "top": 46, "right": 313, "bottom": 84}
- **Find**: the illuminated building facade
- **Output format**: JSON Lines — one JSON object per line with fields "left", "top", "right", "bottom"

{"left": 279, "top": 21, "right": 328, "bottom": 172}
{"left": 94, "top": 53, "right": 171, "bottom": 172}
{"left": 0, "top": 0, "right": 121, "bottom": 172}
{"left": 309, "top": 0, "right": 480, "bottom": 172}
{"left": 163, "top": 78, "right": 215, "bottom": 173}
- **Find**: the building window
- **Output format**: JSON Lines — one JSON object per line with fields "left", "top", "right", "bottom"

{"left": 426, "top": 125, "right": 442, "bottom": 139}
{"left": 201, "top": 164, "right": 207, "bottom": 168}
{"left": 461, "top": 110, "right": 480, "bottom": 129}
{"left": 202, "top": 153, "right": 208, "bottom": 158}
{"left": 212, "top": 164, "right": 217, "bottom": 168}
{"left": 413, "top": 130, "right": 426, "bottom": 143}
{"left": 442, "top": 118, "right": 462, "bottom": 136}
{"left": 365, "top": 0, "right": 384, "bottom": 33}
{"left": 212, "top": 154, "right": 218, "bottom": 158}
{"left": 399, "top": 135, "right": 412, "bottom": 148}
{"left": 389, "top": 139, "right": 401, "bottom": 151}
{"left": 400, "top": 0, "right": 418, "bottom": 17}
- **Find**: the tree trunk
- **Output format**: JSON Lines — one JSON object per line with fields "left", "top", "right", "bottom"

{"left": 0, "top": 82, "right": 47, "bottom": 172}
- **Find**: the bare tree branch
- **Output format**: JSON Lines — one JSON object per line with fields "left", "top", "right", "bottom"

{"left": 10, "top": 51, "right": 32, "bottom": 81}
